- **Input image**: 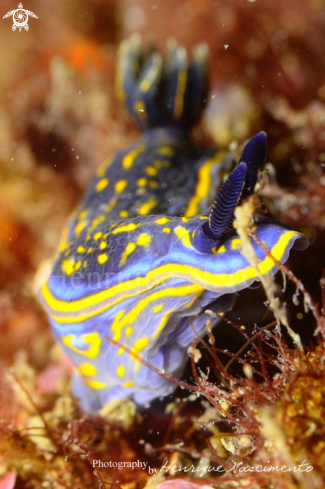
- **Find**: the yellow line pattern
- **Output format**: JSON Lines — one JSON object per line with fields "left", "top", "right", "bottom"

{"left": 41, "top": 231, "right": 299, "bottom": 324}
{"left": 110, "top": 284, "right": 203, "bottom": 341}
{"left": 185, "top": 151, "right": 227, "bottom": 217}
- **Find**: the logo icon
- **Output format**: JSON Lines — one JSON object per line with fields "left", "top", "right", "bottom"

{"left": 3, "top": 3, "right": 38, "bottom": 32}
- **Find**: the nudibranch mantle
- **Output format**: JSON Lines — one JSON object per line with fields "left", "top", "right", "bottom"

{"left": 39, "top": 37, "right": 311, "bottom": 412}
{"left": 42, "top": 216, "right": 305, "bottom": 324}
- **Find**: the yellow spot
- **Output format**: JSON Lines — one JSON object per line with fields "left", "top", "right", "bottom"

{"left": 156, "top": 217, "right": 169, "bottom": 225}
{"left": 138, "top": 199, "right": 157, "bottom": 215}
{"left": 175, "top": 226, "right": 193, "bottom": 249}
{"left": 140, "top": 78, "right": 151, "bottom": 91}
{"left": 149, "top": 181, "right": 158, "bottom": 188}
{"left": 163, "top": 228, "right": 171, "bottom": 234}
{"left": 122, "top": 145, "right": 146, "bottom": 169}
{"left": 117, "top": 365, "right": 125, "bottom": 377}
{"left": 87, "top": 247, "right": 93, "bottom": 254}
{"left": 94, "top": 215, "right": 105, "bottom": 225}
{"left": 79, "top": 363, "right": 97, "bottom": 376}
{"left": 231, "top": 239, "right": 242, "bottom": 250}
{"left": 77, "top": 246, "right": 85, "bottom": 253}
{"left": 185, "top": 151, "right": 228, "bottom": 217}
{"left": 74, "top": 221, "right": 86, "bottom": 236}
{"left": 132, "top": 337, "right": 150, "bottom": 372}
{"left": 153, "top": 304, "right": 163, "bottom": 313}
{"left": 137, "top": 178, "right": 147, "bottom": 187}
{"left": 62, "top": 332, "right": 101, "bottom": 358}
{"left": 99, "top": 241, "right": 107, "bottom": 250}
{"left": 106, "top": 198, "right": 116, "bottom": 213}
{"left": 137, "top": 234, "right": 151, "bottom": 246}
{"left": 79, "top": 210, "right": 88, "bottom": 220}
{"left": 126, "top": 327, "right": 133, "bottom": 337}
{"left": 58, "top": 226, "right": 69, "bottom": 252}
{"left": 200, "top": 216, "right": 209, "bottom": 220}
{"left": 115, "top": 180, "right": 128, "bottom": 193}
{"left": 96, "top": 178, "right": 109, "bottom": 192}
{"left": 97, "top": 156, "right": 113, "bottom": 177}
{"left": 115, "top": 310, "right": 125, "bottom": 321}
{"left": 83, "top": 379, "right": 108, "bottom": 389}
{"left": 88, "top": 215, "right": 105, "bottom": 233}
{"left": 94, "top": 232, "right": 102, "bottom": 240}
{"left": 122, "top": 381, "right": 134, "bottom": 388}
{"left": 145, "top": 166, "right": 158, "bottom": 176}
{"left": 154, "top": 159, "right": 169, "bottom": 170}
{"left": 98, "top": 254, "right": 108, "bottom": 264}
{"left": 182, "top": 217, "right": 189, "bottom": 222}
{"left": 119, "top": 210, "right": 129, "bottom": 218}
{"left": 83, "top": 260, "right": 88, "bottom": 268}
{"left": 120, "top": 242, "right": 136, "bottom": 266}
{"left": 111, "top": 310, "right": 126, "bottom": 342}
{"left": 134, "top": 101, "right": 147, "bottom": 123}
{"left": 75, "top": 261, "right": 81, "bottom": 271}
{"left": 159, "top": 146, "right": 175, "bottom": 155}
{"left": 112, "top": 223, "right": 139, "bottom": 234}
{"left": 62, "top": 259, "right": 75, "bottom": 276}
{"left": 64, "top": 248, "right": 71, "bottom": 257}
{"left": 86, "top": 235, "right": 91, "bottom": 240}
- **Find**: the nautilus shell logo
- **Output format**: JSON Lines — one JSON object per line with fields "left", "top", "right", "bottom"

{"left": 3, "top": 3, "right": 38, "bottom": 32}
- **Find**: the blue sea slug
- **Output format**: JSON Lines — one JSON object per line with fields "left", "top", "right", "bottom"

{"left": 39, "top": 37, "right": 310, "bottom": 412}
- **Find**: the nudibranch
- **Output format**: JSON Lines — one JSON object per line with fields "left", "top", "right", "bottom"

{"left": 39, "top": 37, "right": 311, "bottom": 412}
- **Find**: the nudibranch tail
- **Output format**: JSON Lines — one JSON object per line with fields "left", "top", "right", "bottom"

{"left": 115, "top": 35, "right": 209, "bottom": 129}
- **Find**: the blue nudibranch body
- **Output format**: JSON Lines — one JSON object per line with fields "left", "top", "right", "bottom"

{"left": 39, "top": 38, "right": 310, "bottom": 411}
